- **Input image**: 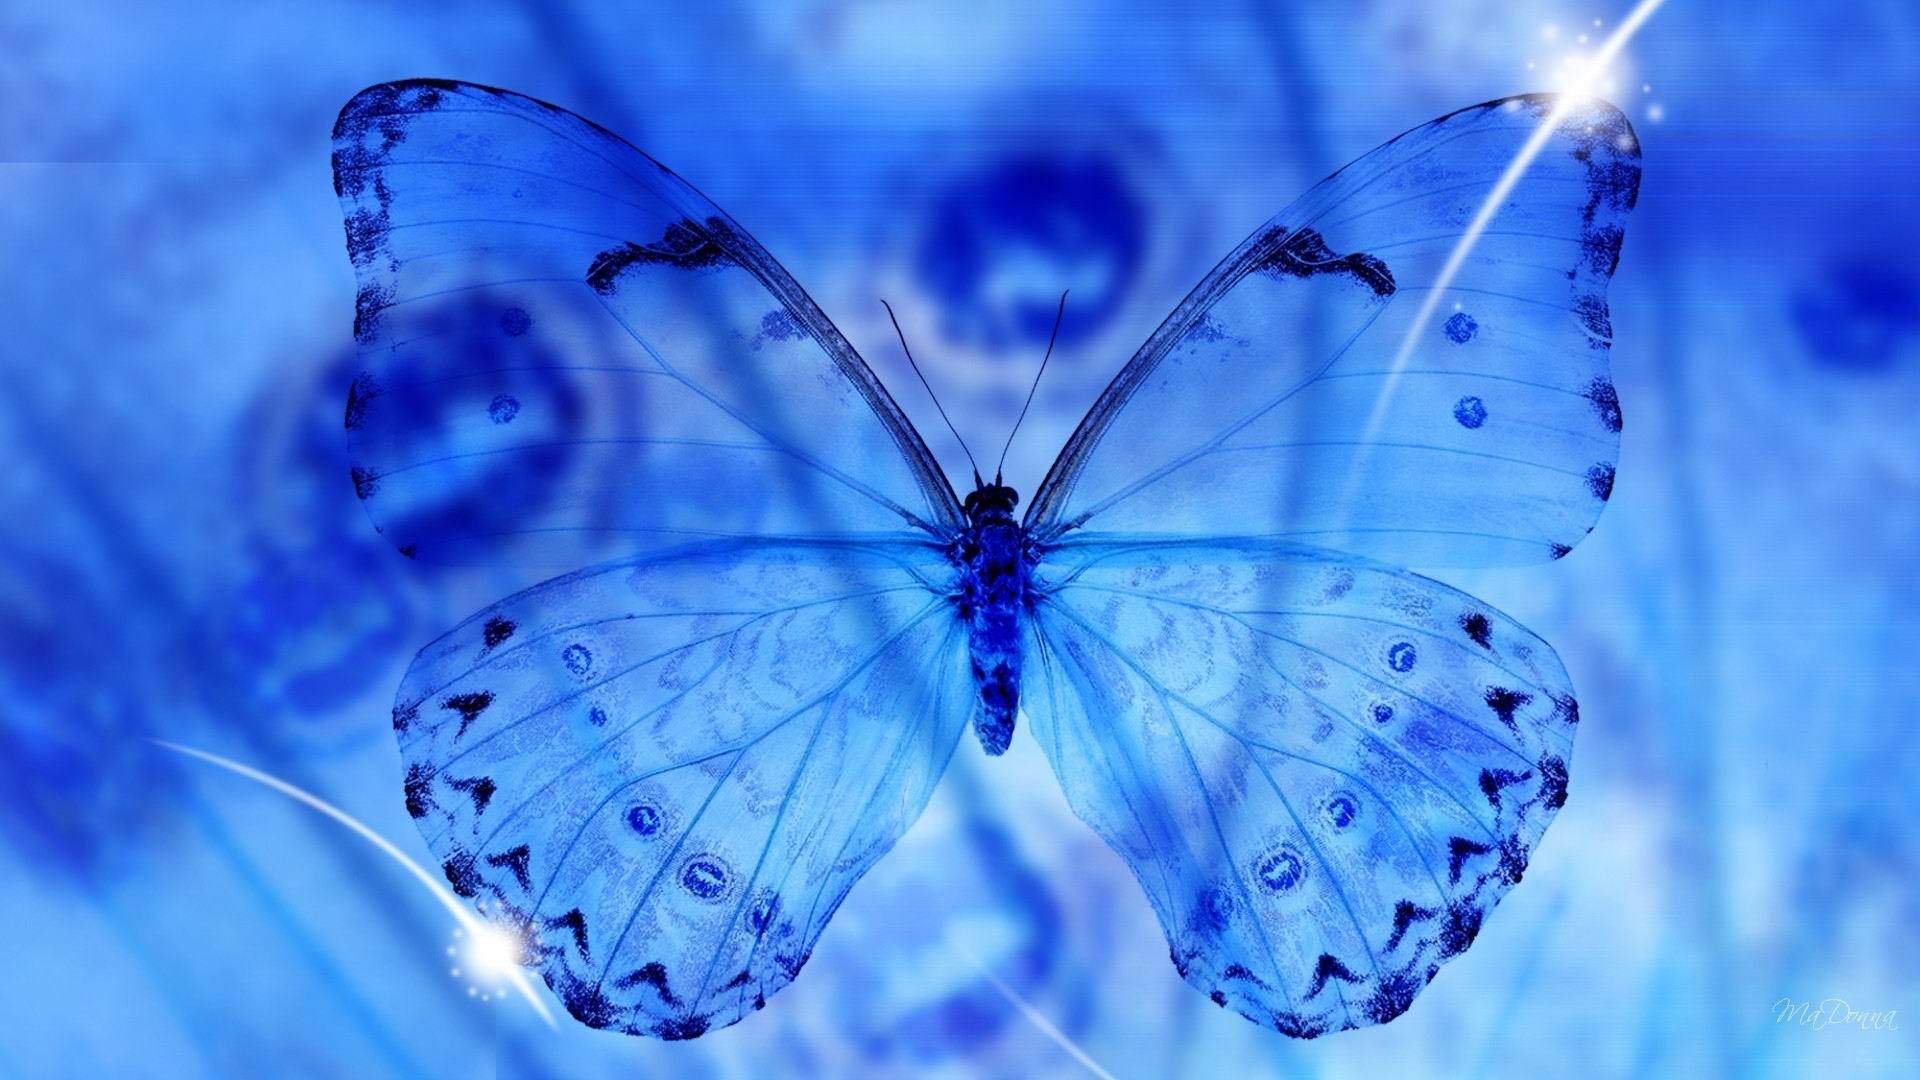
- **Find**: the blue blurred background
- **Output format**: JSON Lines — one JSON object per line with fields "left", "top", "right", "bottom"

{"left": 3, "top": 2, "right": 1917, "bottom": 1076}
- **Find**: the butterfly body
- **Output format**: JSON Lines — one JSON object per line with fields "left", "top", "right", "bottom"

{"left": 333, "top": 80, "right": 1638, "bottom": 1040}
{"left": 954, "top": 482, "right": 1032, "bottom": 756}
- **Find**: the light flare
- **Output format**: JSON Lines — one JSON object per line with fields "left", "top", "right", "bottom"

{"left": 1389, "top": 0, "right": 1667, "bottom": 373}
{"left": 465, "top": 921, "right": 526, "bottom": 983}
{"left": 154, "top": 739, "right": 560, "bottom": 1029}
{"left": 1338, "top": 0, "right": 1667, "bottom": 514}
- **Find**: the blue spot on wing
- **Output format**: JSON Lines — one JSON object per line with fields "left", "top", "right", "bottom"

{"left": 1386, "top": 641, "right": 1418, "bottom": 673}
{"left": 625, "top": 803, "right": 662, "bottom": 836}
{"left": 560, "top": 643, "right": 592, "bottom": 676}
{"left": 679, "top": 856, "right": 733, "bottom": 902}
{"left": 1255, "top": 847, "right": 1306, "bottom": 891}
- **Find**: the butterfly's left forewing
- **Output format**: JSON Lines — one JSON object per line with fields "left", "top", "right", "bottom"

{"left": 399, "top": 540, "right": 972, "bottom": 1037}
{"left": 1024, "top": 542, "right": 1575, "bottom": 1036}
{"left": 334, "top": 81, "right": 961, "bottom": 566}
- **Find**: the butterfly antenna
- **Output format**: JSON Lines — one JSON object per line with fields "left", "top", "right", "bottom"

{"left": 882, "top": 298, "right": 982, "bottom": 486}
{"left": 995, "top": 290, "right": 1069, "bottom": 482}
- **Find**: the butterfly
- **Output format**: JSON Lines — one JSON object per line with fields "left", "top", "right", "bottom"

{"left": 332, "top": 79, "right": 1638, "bottom": 1040}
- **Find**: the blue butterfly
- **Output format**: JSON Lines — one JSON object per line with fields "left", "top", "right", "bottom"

{"left": 332, "top": 80, "right": 1638, "bottom": 1040}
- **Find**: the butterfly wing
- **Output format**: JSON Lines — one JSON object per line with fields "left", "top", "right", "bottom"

{"left": 1018, "top": 95, "right": 1634, "bottom": 1034}
{"left": 398, "top": 539, "right": 972, "bottom": 1037}
{"left": 333, "top": 80, "right": 961, "bottom": 565}
{"left": 335, "top": 82, "right": 981, "bottom": 1036}
{"left": 1025, "top": 94, "right": 1640, "bottom": 568}
{"left": 1025, "top": 542, "right": 1576, "bottom": 1036}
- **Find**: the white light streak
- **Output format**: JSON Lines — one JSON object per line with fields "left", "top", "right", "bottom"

{"left": 960, "top": 950, "right": 1116, "bottom": 1080}
{"left": 1345, "top": 0, "right": 1667, "bottom": 472}
{"left": 154, "top": 740, "right": 559, "bottom": 1029}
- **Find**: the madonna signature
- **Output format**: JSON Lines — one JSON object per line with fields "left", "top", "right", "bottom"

{"left": 1773, "top": 997, "right": 1899, "bottom": 1032}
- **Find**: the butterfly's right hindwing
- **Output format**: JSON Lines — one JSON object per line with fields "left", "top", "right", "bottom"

{"left": 397, "top": 540, "right": 972, "bottom": 1038}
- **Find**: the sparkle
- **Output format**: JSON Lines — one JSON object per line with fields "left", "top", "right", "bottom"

{"left": 1648, "top": 102, "right": 1666, "bottom": 122}
{"left": 465, "top": 922, "right": 525, "bottom": 983}
{"left": 153, "top": 740, "right": 560, "bottom": 1029}
{"left": 442, "top": 914, "right": 531, "bottom": 1005}
{"left": 1338, "top": 0, "right": 1668, "bottom": 522}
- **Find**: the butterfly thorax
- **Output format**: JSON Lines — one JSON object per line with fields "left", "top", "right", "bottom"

{"left": 953, "top": 483, "right": 1031, "bottom": 756}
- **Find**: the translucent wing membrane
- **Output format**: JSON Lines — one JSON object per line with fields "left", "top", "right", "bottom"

{"left": 1027, "top": 95, "right": 1641, "bottom": 568}
{"left": 1025, "top": 542, "right": 1577, "bottom": 1037}
{"left": 332, "top": 80, "right": 961, "bottom": 565}
{"left": 396, "top": 539, "right": 972, "bottom": 1038}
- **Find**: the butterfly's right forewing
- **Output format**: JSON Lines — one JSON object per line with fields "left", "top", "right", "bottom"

{"left": 1026, "top": 95, "right": 1640, "bottom": 568}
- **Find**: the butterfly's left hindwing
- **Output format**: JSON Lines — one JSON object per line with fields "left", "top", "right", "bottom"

{"left": 1025, "top": 543, "right": 1576, "bottom": 1037}
{"left": 397, "top": 541, "right": 971, "bottom": 1038}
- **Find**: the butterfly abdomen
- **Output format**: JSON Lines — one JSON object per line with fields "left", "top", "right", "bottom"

{"left": 955, "top": 486, "right": 1033, "bottom": 755}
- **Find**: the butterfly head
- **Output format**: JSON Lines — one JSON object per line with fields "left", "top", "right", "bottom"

{"left": 963, "top": 482, "right": 1020, "bottom": 524}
